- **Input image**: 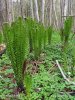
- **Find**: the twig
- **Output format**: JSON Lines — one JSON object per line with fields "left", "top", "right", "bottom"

{"left": 56, "top": 60, "right": 75, "bottom": 85}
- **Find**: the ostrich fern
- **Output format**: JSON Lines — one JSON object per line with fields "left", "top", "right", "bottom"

{"left": 47, "top": 26, "right": 53, "bottom": 45}
{"left": 25, "top": 18, "right": 45, "bottom": 59}
{"left": 24, "top": 18, "right": 35, "bottom": 52}
{"left": 3, "top": 18, "right": 29, "bottom": 90}
{"left": 61, "top": 17, "right": 73, "bottom": 50}
{"left": 32, "top": 22, "right": 45, "bottom": 59}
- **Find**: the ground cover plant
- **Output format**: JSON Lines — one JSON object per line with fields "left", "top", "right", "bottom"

{"left": 0, "top": 17, "right": 75, "bottom": 100}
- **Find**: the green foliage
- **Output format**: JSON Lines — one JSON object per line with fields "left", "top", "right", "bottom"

{"left": 32, "top": 23, "right": 45, "bottom": 59}
{"left": 1, "top": 17, "right": 75, "bottom": 100}
{"left": 0, "top": 54, "right": 11, "bottom": 67}
{"left": 47, "top": 26, "right": 53, "bottom": 45}
{"left": 59, "top": 17, "right": 73, "bottom": 72}
{"left": 64, "top": 17, "right": 73, "bottom": 43}
{"left": 24, "top": 18, "right": 46, "bottom": 59}
{"left": 24, "top": 73, "right": 32, "bottom": 99}
{"left": 3, "top": 18, "right": 29, "bottom": 86}
{"left": 18, "top": 63, "right": 75, "bottom": 100}
{"left": 0, "top": 32, "right": 3, "bottom": 44}
{"left": 0, "top": 61, "right": 17, "bottom": 100}
{"left": 60, "top": 17, "right": 73, "bottom": 50}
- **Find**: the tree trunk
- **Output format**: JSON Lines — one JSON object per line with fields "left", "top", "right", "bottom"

{"left": 20, "top": 0, "right": 23, "bottom": 17}
{"left": 5, "top": 0, "right": 13, "bottom": 24}
{"left": 8, "top": 0, "right": 14, "bottom": 23}
{"left": 52, "top": 0, "right": 58, "bottom": 28}
{"left": 5, "top": 0, "right": 8, "bottom": 22}
{"left": 34, "top": 0, "right": 39, "bottom": 22}
{"left": 30, "top": 0, "right": 34, "bottom": 19}
{"left": 0, "top": 0, "right": 3, "bottom": 27}
{"left": 64, "top": 0, "right": 68, "bottom": 17}
{"left": 60, "top": 0, "right": 64, "bottom": 28}
{"left": 41, "top": 0, "right": 45, "bottom": 24}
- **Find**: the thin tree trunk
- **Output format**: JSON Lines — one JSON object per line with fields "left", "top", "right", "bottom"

{"left": 8, "top": 0, "right": 14, "bottom": 23}
{"left": 0, "top": 0, "right": 3, "bottom": 27}
{"left": 34, "top": 0, "right": 39, "bottom": 22}
{"left": 41, "top": 0, "right": 45, "bottom": 24}
{"left": 20, "top": 0, "right": 23, "bottom": 18}
{"left": 68, "top": 0, "right": 71, "bottom": 15}
{"left": 60, "top": 0, "right": 64, "bottom": 28}
{"left": 4, "top": 0, "right": 13, "bottom": 24}
{"left": 64, "top": 0, "right": 68, "bottom": 17}
{"left": 5, "top": 0, "right": 8, "bottom": 22}
{"left": 30, "top": 0, "right": 34, "bottom": 19}
{"left": 52, "top": 0, "right": 58, "bottom": 28}
{"left": 49, "top": 0, "right": 52, "bottom": 26}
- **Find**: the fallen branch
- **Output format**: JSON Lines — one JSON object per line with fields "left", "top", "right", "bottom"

{"left": 56, "top": 60, "right": 75, "bottom": 85}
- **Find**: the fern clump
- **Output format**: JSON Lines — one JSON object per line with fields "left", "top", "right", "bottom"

{"left": 24, "top": 73, "right": 32, "bottom": 98}
{"left": 3, "top": 18, "right": 29, "bottom": 90}
{"left": 47, "top": 26, "right": 53, "bottom": 45}
{"left": 25, "top": 18, "right": 46, "bottom": 60}
{"left": 60, "top": 17, "right": 73, "bottom": 50}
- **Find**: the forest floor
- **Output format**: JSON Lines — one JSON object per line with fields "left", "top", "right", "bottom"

{"left": 0, "top": 32, "right": 75, "bottom": 100}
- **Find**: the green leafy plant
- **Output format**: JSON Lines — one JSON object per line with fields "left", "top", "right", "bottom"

{"left": 47, "top": 26, "right": 53, "bottom": 45}
{"left": 60, "top": 17, "right": 73, "bottom": 72}
{"left": 25, "top": 18, "right": 46, "bottom": 60}
{"left": 60, "top": 17, "right": 73, "bottom": 50}
{"left": 32, "top": 23, "right": 45, "bottom": 59}
{"left": 3, "top": 18, "right": 29, "bottom": 90}
{"left": 24, "top": 73, "right": 32, "bottom": 99}
{"left": 0, "top": 32, "right": 3, "bottom": 44}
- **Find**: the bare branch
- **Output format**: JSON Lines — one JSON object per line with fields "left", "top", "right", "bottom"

{"left": 56, "top": 60, "right": 75, "bottom": 85}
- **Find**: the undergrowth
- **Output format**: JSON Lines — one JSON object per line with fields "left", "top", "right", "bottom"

{"left": 0, "top": 17, "right": 75, "bottom": 100}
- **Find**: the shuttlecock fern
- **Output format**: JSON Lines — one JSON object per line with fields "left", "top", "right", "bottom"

{"left": 61, "top": 17, "right": 73, "bottom": 50}
{"left": 3, "top": 18, "right": 29, "bottom": 89}
{"left": 24, "top": 73, "right": 32, "bottom": 99}
{"left": 47, "top": 26, "right": 53, "bottom": 45}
